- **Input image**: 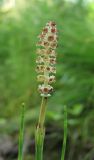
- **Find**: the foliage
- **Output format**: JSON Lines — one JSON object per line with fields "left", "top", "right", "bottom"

{"left": 0, "top": 0, "right": 94, "bottom": 160}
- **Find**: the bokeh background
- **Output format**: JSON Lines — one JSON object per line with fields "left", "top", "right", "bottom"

{"left": 0, "top": 0, "right": 94, "bottom": 160}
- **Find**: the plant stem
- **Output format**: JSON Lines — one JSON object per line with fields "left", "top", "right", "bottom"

{"left": 18, "top": 103, "right": 25, "bottom": 160}
{"left": 38, "top": 97, "right": 48, "bottom": 128}
{"left": 35, "top": 126, "right": 45, "bottom": 160}
{"left": 61, "top": 105, "right": 68, "bottom": 160}
{"left": 35, "top": 97, "right": 48, "bottom": 160}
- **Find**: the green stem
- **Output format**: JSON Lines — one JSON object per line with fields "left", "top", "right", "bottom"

{"left": 61, "top": 105, "right": 67, "bottom": 160}
{"left": 35, "top": 126, "right": 45, "bottom": 160}
{"left": 38, "top": 97, "right": 48, "bottom": 127}
{"left": 18, "top": 103, "right": 25, "bottom": 160}
{"left": 35, "top": 97, "right": 48, "bottom": 160}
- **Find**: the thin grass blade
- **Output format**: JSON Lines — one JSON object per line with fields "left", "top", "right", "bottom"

{"left": 18, "top": 103, "right": 25, "bottom": 160}
{"left": 61, "top": 105, "right": 68, "bottom": 160}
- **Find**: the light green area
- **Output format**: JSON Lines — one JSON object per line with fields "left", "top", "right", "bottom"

{"left": 0, "top": 0, "right": 94, "bottom": 159}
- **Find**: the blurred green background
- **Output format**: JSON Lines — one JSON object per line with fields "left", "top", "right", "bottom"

{"left": 0, "top": 0, "right": 94, "bottom": 159}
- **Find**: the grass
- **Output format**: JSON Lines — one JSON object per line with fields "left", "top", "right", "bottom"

{"left": 18, "top": 103, "right": 25, "bottom": 160}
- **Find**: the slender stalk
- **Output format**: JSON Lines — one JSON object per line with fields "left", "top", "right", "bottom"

{"left": 38, "top": 97, "right": 48, "bottom": 127}
{"left": 35, "top": 126, "right": 45, "bottom": 160}
{"left": 35, "top": 97, "right": 48, "bottom": 160}
{"left": 18, "top": 103, "right": 25, "bottom": 160}
{"left": 61, "top": 105, "right": 68, "bottom": 160}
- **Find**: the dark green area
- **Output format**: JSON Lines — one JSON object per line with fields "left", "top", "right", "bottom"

{"left": 0, "top": 0, "right": 94, "bottom": 160}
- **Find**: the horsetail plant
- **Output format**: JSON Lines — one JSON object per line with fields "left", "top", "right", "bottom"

{"left": 17, "top": 21, "right": 67, "bottom": 160}
{"left": 18, "top": 103, "right": 25, "bottom": 160}
{"left": 35, "top": 21, "right": 58, "bottom": 160}
{"left": 35, "top": 21, "right": 67, "bottom": 160}
{"left": 61, "top": 105, "right": 67, "bottom": 160}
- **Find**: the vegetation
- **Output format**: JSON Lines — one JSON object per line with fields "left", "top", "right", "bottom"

{"left": 0, "top": 0, "right": 94, "bottom": 160}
